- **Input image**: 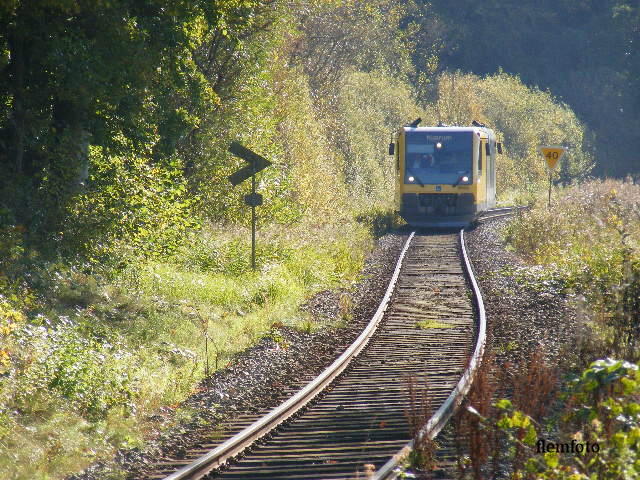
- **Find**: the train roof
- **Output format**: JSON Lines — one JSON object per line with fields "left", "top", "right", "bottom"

{"left": 402, "top": 125, "right": 495, "bottom": 136}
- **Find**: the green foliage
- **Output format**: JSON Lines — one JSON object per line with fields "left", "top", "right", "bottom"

{"left": 495, "top": 401, "right": 538, "bottom": 447}
{"left": 333, "top": 71, "right": 424, "bottom": 208}
{"left": 0, "top": 224, "right": 25, "bottom": 262}
{"left": 422, "top": 71, "right": 594, "bottom": 197}
{"left": 270, "top": 66, "right": 349, "bottom": 221}
{"left": 0, "top": 295, "right": 25, "bottom": 376}
{"left": 504, "top": 179, "right": 640, "bottom": 360}
{"left": 0, "top": 0, "right": 271, "bottom": 237}
{"left": 481, "top": 359, "right": 640, "bottom": 480}
{"left": 13, "top": 323, "right": 136, "bottom": 420}
{"left": 478, "top": 72, "right": 594, "bottom": 190}
{"left": 65, "top": 147, "right": 198, "bottom": 260}
{"left": 291, "top": 0, "right": 418, "bottom": 91}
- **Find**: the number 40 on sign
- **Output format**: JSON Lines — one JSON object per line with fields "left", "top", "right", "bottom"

{"left": 539, "top": 146, "right": 567, "bottom": 170}
{"left": 539, "top": 145, "right": 567, "bottom": 208}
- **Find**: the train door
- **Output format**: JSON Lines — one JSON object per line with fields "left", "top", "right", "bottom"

{"left": 393, "top": 130, "right": 403, "bottom": 213}
{"left": 487, "top": 139, "right": 496, "bottom": 207}
{"left": 476, "top": 136, "right": 487, "bottom": 209}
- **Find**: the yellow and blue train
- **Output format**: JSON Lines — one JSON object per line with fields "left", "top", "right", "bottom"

{"left": 389, "top": 119, "right": 501, "bottom": 227}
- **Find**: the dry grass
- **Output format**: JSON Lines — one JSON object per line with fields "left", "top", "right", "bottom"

{"left": 452, "top": 352, "right": 497, "bottom": 480}
{"left": 403, "top": 374, "right": 437, "bottom": 473}
{"left": 451, "top": 347, "right": 559, "bottom": 479}
{"left": 503, "top": 348, "right": 559, "bottom": 422}
{"left": 504, "top": 178, "right": 640, "bottom": 362}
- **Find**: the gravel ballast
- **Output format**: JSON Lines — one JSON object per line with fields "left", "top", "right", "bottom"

{"left": 74, "top": 216, "right": 584, "bottom": 480}
{"left": 70, "top": 231, "right": 409, "bottom": 480}
{"left": 465, "top": 216, "right": 580, "bottom": 365}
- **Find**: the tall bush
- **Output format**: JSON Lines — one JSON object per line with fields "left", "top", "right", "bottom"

{"left": 65, "top": 147, "right": 197, "bottom": 261}
{"left": 422, "top": 71, "right": 594, "bottom": 197}
{"left": 332, "top": 71, "right": 424, "bottom": 209}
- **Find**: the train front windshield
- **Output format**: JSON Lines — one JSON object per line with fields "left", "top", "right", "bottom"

{"left": 404, "top": 131, "right": 473, "bottom": 185}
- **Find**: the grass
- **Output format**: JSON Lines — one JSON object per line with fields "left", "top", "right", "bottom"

{"left": 0, "top": 219, "right": 372, "bottom": 479}
{"left": 495, "top": 340, "right": 519, "bottom": 354}
{"left": 415, "top": 319, "right": 454, "bottom": 329}
{"left": 503, "top": 178, "right": 640, "bottom": 363}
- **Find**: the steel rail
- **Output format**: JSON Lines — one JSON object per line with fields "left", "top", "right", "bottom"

{"left": 480, "top": 206, "right": 520, "bottom": 214}
{"left": 162, "top": 232, "right": 416, "bottom": 480}
{"left": 476, "top": 205, "right": 527, "bottom": 223}
{"left": 372, "top": 228, "right": 487, "bottom": 480}
{"left": 477, "top": 211, "right": 516, "bottom": 222}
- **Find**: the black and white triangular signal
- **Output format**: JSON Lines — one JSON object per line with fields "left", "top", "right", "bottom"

{"left": 228, "top": 142, "right": 273, "bottom": 186}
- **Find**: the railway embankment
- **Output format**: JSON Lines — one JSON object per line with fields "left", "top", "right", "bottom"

{"left": 69, "top": 231, "right": 410, "bottom": 480}
{"left": 431, "top": 179, "right": 640, "bottom": 479}
{"left": 466, "top": 216, "right": 580, "bottom": 367}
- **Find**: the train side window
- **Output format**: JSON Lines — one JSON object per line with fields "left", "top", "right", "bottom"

{"left": 477, "top": 140, "right": 483, "bottom": 176}
{"left": 489, "top": 141, "right": 494, "bottom": 185}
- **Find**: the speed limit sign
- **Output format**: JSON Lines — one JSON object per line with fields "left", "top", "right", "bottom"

{"left": 539, "top": 146, "right": 567, "bottom": 169}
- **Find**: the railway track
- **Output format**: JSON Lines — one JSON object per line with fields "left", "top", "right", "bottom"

{"left": 476, "top": 206, "right": 527, "bottom": 222}
{"left": 151, "top": 229, "right": 487, "bottom": 480}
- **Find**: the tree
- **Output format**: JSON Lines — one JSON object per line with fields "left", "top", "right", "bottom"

{"left": 420, "top": 0, "right": 640, "bottom": 177}
{"left": 0, "top": 0, "right": 270, "bottom": 240}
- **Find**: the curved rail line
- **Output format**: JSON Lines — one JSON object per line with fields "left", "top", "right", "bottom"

{"left": 161, "top": 233, "right": 415, "bottom": 480}
{"left": 158, "top": 229, "right": 486, "bottom": 480}
{"left": 373, "top": 229, "right": 485, "bottom": 480}
{"left": 476, "top": 205, "right": 528, "bottom": 223}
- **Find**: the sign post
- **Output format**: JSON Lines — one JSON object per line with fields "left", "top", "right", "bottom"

{"left": 538, "top": 146, "right": 567, "bottom": 208}
{"left": 228, "top": 142, "right": 272, "bottom": 270}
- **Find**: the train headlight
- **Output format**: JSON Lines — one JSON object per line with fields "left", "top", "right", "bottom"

{"left": 436, "top": 142, "right": 443, "bottom": 149}
{"left": 408, "top": 176, "right": 415, "bottom": 182}
{"left": 462, "top": 176, "right": 469, "bottom": 183}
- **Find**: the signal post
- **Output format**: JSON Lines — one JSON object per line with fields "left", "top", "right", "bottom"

{"left": 539, "top": 146, "right": 567, "bottom": 208}
{"left": 228, "top": 142, "right": 272, "bottom": 270}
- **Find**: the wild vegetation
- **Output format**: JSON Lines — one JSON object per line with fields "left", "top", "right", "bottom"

{"left": 0, "top": 0, "right": 637, "bottom": 478}
{"left": 427, "top": 0, "right": 639, "bottom": 178}
{"left": 505, "top": 179, "right": 640, "bottom": 363}
{"left": 444, "top": 179, "right": 640, "bottom": 479}
{"left": 454, "top": 353, "right": 640, "bottom": 480}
